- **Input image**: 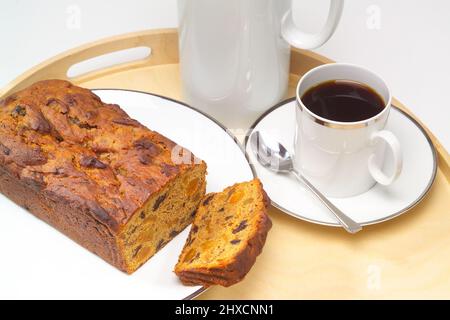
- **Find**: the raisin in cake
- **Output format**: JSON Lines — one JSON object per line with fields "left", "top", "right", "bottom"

{"left": 174, "top": 179, "right": 271, "bottom": 287}
{"left": 0, "top": 80, "right": 207, "bottom": 274}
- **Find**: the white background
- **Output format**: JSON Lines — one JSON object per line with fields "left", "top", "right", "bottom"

{"left": 1, "top": 0, "right": 449, "bottom": 150}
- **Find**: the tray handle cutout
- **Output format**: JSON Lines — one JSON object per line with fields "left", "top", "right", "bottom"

{"left": 0, "top": 29, "right": 179, "bottom": 98}
{"left": 67, "top": 46, "right": 151, "bottom": 79}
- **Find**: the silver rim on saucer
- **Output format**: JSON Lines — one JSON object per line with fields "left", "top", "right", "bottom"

{"left": 94, "top": 89, "right": 257, "bottom": 300}
{"left": 245, "top": 97, "right": 438, "bottom": 227}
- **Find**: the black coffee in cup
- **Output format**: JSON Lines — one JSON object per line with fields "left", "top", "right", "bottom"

{"left": 301, "top": 80, "right": 385, "bottom": 122}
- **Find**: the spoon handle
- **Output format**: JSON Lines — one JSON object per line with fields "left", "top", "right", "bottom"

{"left": 291, "top": 170, "right": 362, "bottom": 234}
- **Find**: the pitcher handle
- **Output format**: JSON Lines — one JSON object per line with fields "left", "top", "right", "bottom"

{"left": 281, "top": 0, "right": 344, "bottom": 49}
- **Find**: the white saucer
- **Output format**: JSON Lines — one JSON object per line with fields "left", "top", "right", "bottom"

{"left": 245, "top": 99, "right": 437, "bottom": 227}
{"left": 0, "top": 89, "right": 254, "bottom": 300}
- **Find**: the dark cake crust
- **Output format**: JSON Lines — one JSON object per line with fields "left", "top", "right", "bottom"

{"left": 176, "top": 188, "right": 272, "bottom": 287}
{"left": 0, "top": 165, "right": 123, "bottom": 269}
{"left": 0, "top": 80, "right": 205, "bottom": 272}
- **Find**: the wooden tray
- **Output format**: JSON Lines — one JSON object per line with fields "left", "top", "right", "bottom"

{"left": 1, "top": 29, "right": 449, "bottom": 299}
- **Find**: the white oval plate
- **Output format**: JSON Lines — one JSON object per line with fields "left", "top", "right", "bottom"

{"left": 0, "top": 89, "right": 254, "bottom": 300}
{"left": 245, "top": 99, "right": 437, "bottom": 227}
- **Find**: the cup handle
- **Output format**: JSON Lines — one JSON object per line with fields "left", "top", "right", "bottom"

{"left": 281, "top": 0, "right": 344, "bottom": 49}
{"left": 368, "top": 130, "right": 403, "bottom": 186}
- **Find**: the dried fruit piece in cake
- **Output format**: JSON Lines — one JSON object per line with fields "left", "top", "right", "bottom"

{"left": 174, "top": 179, "right": 271, "bottom": 287}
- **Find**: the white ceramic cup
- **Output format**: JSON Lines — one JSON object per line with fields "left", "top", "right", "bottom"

{"left": 177, "top": 0, "right": 344, "bottom": 129}
{"left": 294, "top": 63, "right": 403, "bottom": 198}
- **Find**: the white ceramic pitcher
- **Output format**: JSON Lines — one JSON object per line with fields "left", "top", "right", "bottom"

{"left": 177, "top": 0, "right": 344, "bottom": 129}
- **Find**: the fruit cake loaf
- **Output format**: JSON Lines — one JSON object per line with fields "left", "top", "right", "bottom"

{"left": 0, "top": 80, "right": 207, "bottom": 274}
{"left": 175, "top": 179, "right": 271, "bottom": 287}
